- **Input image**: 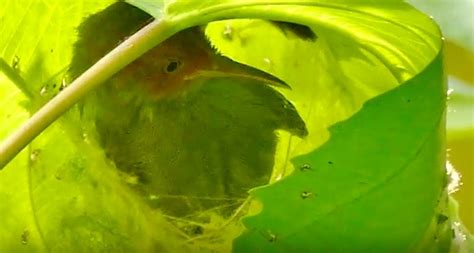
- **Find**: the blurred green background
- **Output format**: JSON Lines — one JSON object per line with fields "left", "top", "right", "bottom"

{"left": 409, "top": 0, "right": 474, "bottom": 232}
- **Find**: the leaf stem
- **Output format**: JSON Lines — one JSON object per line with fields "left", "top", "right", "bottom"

{"left": 0, "top": 58, "right": 35, "bottom": 99}
{"left": 0, "top": 18, "right": 177, "bottom": 169}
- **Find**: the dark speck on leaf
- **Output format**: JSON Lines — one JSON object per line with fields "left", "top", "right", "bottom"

{"left": 437, "top": 214, "right": 449, "bottom": 224}
{"left": 222, "top": 24, "right": 233, "bottom": 40}
{"left": 269, "top": 234, "right": 277, "bottom": 243}
{"left": 262, "top": 230, "right": 277, "bottom": 243}
{"left": 300, "top": 163, "right": 312, "bottom": 171}
{"left": 21, "top": 229, "right": 29, "bottom": 245}
{"left": 301, "top": 191, "right": 313, "bottom": 199}
{"left": 12, "top": 55, "right": 20, "bottom": 70}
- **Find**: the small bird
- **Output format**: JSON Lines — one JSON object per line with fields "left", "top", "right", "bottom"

{"left": 70, "top": 2, "right": 308, "bottom": 218}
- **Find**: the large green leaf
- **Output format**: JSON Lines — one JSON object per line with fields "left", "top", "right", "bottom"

{"left": 0, "top": 0, "right": 448, "bottom": 252}
{"left": 234, "top": 52, "right": 447, "bottom": 252}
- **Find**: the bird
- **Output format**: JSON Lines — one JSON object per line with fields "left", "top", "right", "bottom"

{"left": 69, "top": 2, "right": 308, "bottom": 219}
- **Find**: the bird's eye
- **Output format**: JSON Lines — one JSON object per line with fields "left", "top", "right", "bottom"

{"left": 164, "top": 59, "right": 182, "bottom": 73}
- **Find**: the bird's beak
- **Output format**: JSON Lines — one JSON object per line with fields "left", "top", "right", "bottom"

{"left": 189, "top": 56, "right": 290, "bottom": 89}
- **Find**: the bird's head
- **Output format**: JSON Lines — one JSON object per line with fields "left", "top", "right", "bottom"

{"left": 112, "top": 27, "right": 289, "bottom": 100}
{"left": 70, "top": 2, "right": 289, "bottom": 101}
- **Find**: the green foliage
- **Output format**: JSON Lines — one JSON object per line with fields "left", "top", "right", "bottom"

{"left": 235, "top": 52, "right": 447, "bottom": 253}
{"left": 0, "top": 0, "right": 114, "bottom": 106}
{"left": 0, "top": 0, "right": 459, "bottom": 252}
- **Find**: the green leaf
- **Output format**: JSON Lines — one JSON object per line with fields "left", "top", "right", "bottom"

{"left": 0, "top": 118, "right": 187, "bottom": 252}
{"left": 0, "top": 0, "right": 114, "bottom": 104}
{"left": 234, "top": 51, "right": 446, "bottom": 252}
{"left": 0, "top": 74, "right": 33, "bottom": 251}
{"left": 1, "top": 0, "right": 447, "bottom": 252}
{"left": 0, "top": 1, "right": 185, "bottom": 252}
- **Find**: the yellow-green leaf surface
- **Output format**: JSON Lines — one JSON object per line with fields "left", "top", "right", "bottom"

{"left": 235, "top": 52, "right": 447, "bottom": 253}
{"left": 0, "top": 1, "right": 184, "bottom": 252}
{"left": 0, "top": 1, "right": 114, "bottom": 104}
{"left": 1, "top": 0, "right": 449, "bottom": 252}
